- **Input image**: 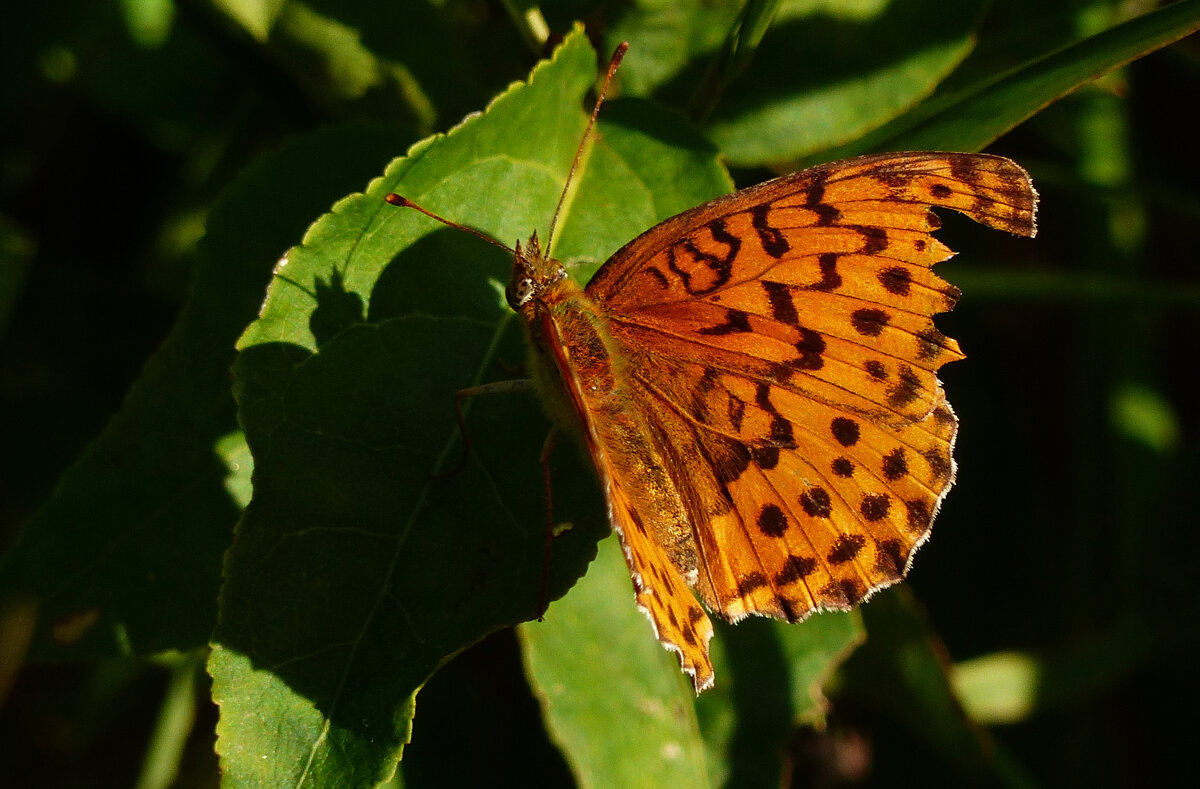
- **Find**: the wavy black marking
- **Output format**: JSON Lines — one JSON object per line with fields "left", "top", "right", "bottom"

{"left": 751, "top": 204, "right": 790, "bottom": 258}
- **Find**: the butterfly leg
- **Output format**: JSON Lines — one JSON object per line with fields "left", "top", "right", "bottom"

{"left": 432, "top": 379, "right": 533, "bottom": 479}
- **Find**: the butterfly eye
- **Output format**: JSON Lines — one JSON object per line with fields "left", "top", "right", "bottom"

{"left": 506, "top": 277, "right": 535, "bottom": 309}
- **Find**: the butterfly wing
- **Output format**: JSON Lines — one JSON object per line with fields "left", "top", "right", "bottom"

{"left": 582, "top": 152, "right": 1035, "bottom": 678}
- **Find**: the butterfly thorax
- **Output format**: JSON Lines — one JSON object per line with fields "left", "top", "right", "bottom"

{"left": 507, "top": 231, "right": 709, "bottom": 614}
{"left": 507, "top": 231, "right": 618, "bottom": 440}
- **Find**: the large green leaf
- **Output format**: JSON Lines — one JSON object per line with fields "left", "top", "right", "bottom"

{"left": 210, "top": 29, "right": 734, "bottom": 787}
{"left": 697, "top": 0, "right": 988, "bottom": 165}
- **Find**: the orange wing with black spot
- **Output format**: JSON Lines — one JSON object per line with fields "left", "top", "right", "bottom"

{"left": 574, "top": 152, "right": 1036, "bottom": 690}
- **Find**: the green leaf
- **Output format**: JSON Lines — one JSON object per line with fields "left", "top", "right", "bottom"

{"left": 0, "top": 123, "right": 413, "bottom": 660}
{"left": 952, "top": 650, "right": 1039, "bottom": 725}
{"left": 519, "top": 536, "right": 711, "bottom": 789}
{"left": 686, "top": 0, "right": 784, "bottom": 122}
{"left": 700, "top": 0, "right": 988, "bottom": 165}
{"left": 25, "top": 1, "right": 240, "bottom": 148}
{"left": 778, "top": 610, "right": 863, "bottom": 724}
{"left": 599, "top": 0, "right": 745, "bottom": 96}
{"left": 836, "top": 0, "right": 1200, "bottom": 156}
{"left": 211, "top": 28, "right": 731, "bottom": 787}
{"left": 301, "top": 0, "right": 532, "bottom": 131}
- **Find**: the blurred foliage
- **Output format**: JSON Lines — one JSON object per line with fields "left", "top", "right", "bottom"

{"left": 1, "top": 1, "right": 1198, "bottom": 787}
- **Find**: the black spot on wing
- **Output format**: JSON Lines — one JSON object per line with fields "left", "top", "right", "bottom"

{"left": 751, "top": 445, "right": 780, "bottom": 470}
{"left": 851, "top": 308, "right": 890, "bottom": 337}
{"left": 728, "top": 396, "right": 746, "bottom": 433}
{"left": 758, "top": 503, "right": 789, "bottom": 537}
{"left": 856, "top": 226, "right": 888, "bottom": 254}
{"left": 917, "top": 327, "right": 951, "bottom": 360}
{"left": 882, "top": 448, "right": 908, "bottom": 480}
{"left": 887, "top": 365, "right": 922, "bottom": 408}
{"left": 905, "top": 498, "right": 931, "bottom": 532}
{"left": 738, "top": 572, "right": 768, "bottom": 596}
{"left": 669, "top": 218, "right": 741, "bottom": 296}
{"left": 831, "top": 417, "right": 860, "bottom": 447}
{"left": 682, "top": 623, "right": 698, "bottom": 645}
{"left": 689, "top": 368, "right": 719, "bottom": 421}
{"left": 779, "top": 597, "right": 803, "bottom": 623}
{"left": 806, "top": 182, "right": 842, "bottom": 226}
{"left": 865, "top": 359, "right": 888, "bottom": 380}
{"left": 708, "top": 437, "right": 752, "bottom": 503}
{"left": 644, "top": 266, "right": 669, "bottom": 289}
{"left": 775, "top": 554, "right": 818, "bottom": 586}
{"left": 793, "top": 328, "right": 826, "bottom": 370}
{"left": 860, "top": 494, "right": 891, "bottom": 521}
{"left": 828, "top": 534, "right": 866, "bottom": 564}
{"left": 808, "top": 253, "right": 842, "bottom": 291}
{"left": 878, "top": 266, "right": 912, "bottom": 296}
{"left": 800, "top": 487, "right": 832, "bottom": 518}
{"left": 922, "top": 447, "right": 952, "bottom": 482}
{"left": 875, "top": 539, "right": 906, "bottom": 578}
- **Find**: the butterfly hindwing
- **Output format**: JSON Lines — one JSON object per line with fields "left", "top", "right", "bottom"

{"left": 628, "top": 353, "right": 957, "bottom": 623}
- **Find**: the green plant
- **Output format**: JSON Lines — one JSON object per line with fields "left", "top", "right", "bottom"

{"left": 2, "top": 2, "right": 1198, "bottom": 787}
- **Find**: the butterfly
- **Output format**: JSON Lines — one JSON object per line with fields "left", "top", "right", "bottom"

{"left": 388, "top": 45, "right": 1037, "bottom": 692}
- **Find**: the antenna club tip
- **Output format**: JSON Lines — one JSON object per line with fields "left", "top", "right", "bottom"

{"left": 612, "top": 42, "right": 630, "bottom": 63}
{"left": 384, "top": 193, "right": 412, "bottom": 207}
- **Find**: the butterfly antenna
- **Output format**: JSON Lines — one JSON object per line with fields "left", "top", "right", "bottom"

{"left": 384, "top": 193, "right": 516, "bottom": 254}
{"left": 543, "top": 41, "right": 630, "bottom": 254}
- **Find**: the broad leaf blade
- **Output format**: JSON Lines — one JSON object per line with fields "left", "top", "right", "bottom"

{"left": 700, "top": 0, "right": 987, "bottom": 165}
{"left": 211, "top": 29, "right": 732, "bottom": 787}
{"left": 212, "top": 32, "right": 604, "bottom": 787}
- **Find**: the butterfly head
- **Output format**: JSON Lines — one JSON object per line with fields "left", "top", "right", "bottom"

{"left": 507, "top": 230, "right": 567, "bottom": 312}
{"left": 506, "top": 43, "right": 629, "bottom": 315}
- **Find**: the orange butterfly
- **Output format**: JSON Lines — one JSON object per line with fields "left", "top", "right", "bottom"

{"left": 389, "top": 45, "right": 1037, "bottom": 692}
